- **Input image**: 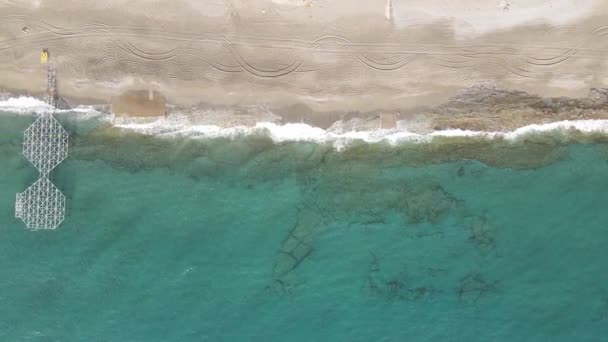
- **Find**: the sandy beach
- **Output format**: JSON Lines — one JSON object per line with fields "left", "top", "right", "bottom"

{"left": 2, "top": 0, "right": 608, "bottom": 130}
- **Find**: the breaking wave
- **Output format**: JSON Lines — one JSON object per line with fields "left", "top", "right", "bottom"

{"left": 3, "top": 96, "right": 608, "bottom": 149}
{"left": 0, "top": 96, "right": 105, "bottom": 119}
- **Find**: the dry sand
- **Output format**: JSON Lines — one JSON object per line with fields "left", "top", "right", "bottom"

{"left": 2, "top": 0, "right": 608, "bottom": 130}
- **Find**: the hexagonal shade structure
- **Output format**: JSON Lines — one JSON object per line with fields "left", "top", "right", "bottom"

{"left": 15, "top": 177, "right": 65, "bottom": 230}
{"left": 23, "top": 113, "right": 68, "bottom": 175}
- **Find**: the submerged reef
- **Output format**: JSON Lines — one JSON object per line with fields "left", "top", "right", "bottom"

{"left": 400, "top": 181, "right": 458, "bottom": 224}
{"left": 457, "top": 273, "right": 499, "bottom": 303}
{"left": 65, "top": 121, "right": 608, "bottom": 305}
{"left": 272, "top": 210, "right": 319, "bottom": 278}
{"left": 71, "top": 121, "right": 608, "bottom": 181}
{"left": 364, "top": 252, "right": 443, "bottom": 302}
{"left": 467, "top": 213, "right": 497, "bottom": 255}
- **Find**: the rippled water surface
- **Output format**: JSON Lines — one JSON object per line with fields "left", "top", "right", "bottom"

{"left": 1, "top": 112, "right": 607, "bottom": 341}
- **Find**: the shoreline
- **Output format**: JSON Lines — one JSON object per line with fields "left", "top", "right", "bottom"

{"left": 3, "top": 94, "right": 608, "bottom": 170}
{"left": 3, "top": 94, "right": 608, "bottom": 145}
{"left": 5, "top": 82, "right": 608, "bottom": 133}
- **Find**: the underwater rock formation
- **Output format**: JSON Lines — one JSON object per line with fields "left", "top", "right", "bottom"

{"left": 365, "top": 252, "right": 384, "bottom": 297}
{"left": 364, "top": 252, "right": 441, "bottom": 302}
{"left": 296, "top": 154, "right": 400, "bottom": 226}
{"left": 468, "top": 213, "right": 496, "bottom": 255}
{"left": 428, "top": 86, "right": 608, "bottom": 132}
{"left": 401, "top": 181, "right": 458, "bottom": 224}
{"left": 457, "top": 272, "right": 499, "bottom": 303}
{"left": 272, "top": 209, "right": 322, "bottom": 278}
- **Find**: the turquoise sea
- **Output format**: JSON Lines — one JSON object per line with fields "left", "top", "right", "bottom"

{"left": 1, "top": 111, "right": 607, "bottom": 341}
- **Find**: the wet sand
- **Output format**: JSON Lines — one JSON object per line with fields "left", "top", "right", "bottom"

{"left": 2, "top": 0, "right": 608, "bottom": 130}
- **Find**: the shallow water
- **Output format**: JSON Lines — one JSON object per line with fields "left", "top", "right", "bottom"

{"left": 1, "top": 112, "right": 608, "bottom": 341}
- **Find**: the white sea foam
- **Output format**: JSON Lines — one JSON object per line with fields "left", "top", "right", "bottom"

{"left": 0, "top": 96, "right": 52, "bottom": 114}
{"left": 113, "top": 114, "right": 608, "bottom": 150}
{"left": 0, "top": 96, "right": 107, "bottom": 119}
{"left": 3, "top": 96, "right": 608, "bottom": 148}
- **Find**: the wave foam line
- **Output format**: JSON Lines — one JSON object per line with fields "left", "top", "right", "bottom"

{"left": 114, "top": 115, "right": 608, "bottom": 148}
{"left": 4, "top": 96, "right": 608, "bottom": 147}
{"left": 0, "top": 96, "right": 104, "bottom": 118}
